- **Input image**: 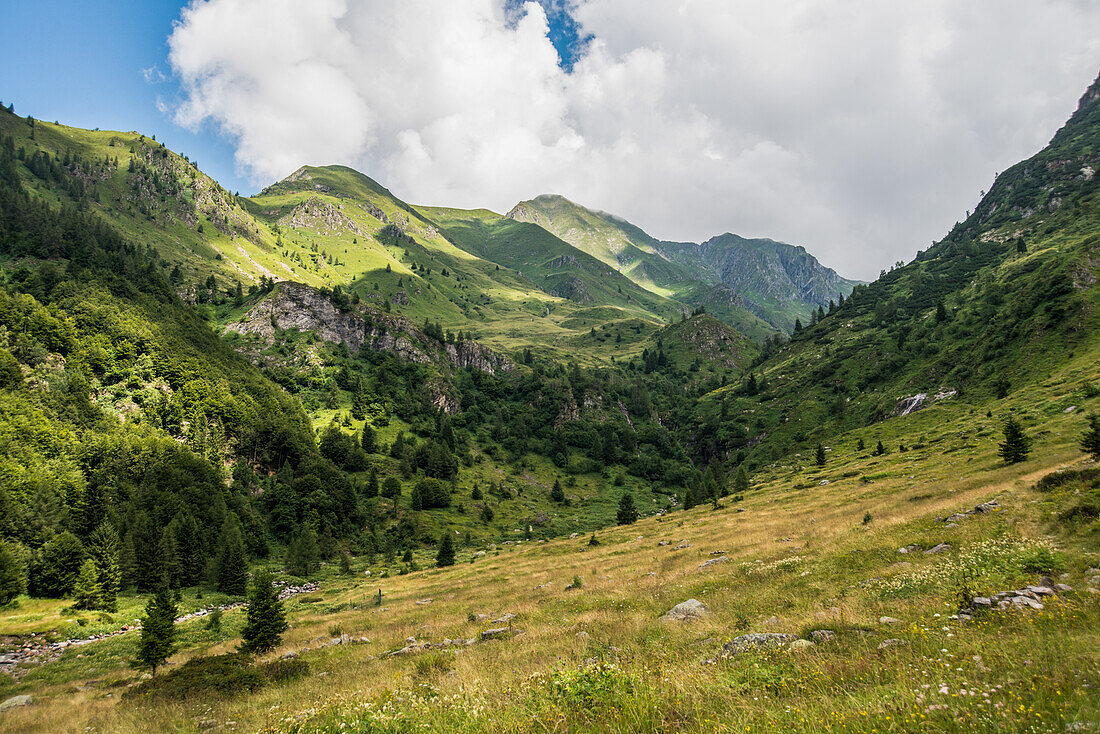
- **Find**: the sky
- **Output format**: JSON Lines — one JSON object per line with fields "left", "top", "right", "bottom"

{"left": 2, "top": 2, "right": 1099, "bottom": 279}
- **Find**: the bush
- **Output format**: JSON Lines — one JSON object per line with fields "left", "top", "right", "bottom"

{"left": 1034, "top": 468, "right": 1100, "bottom": 492}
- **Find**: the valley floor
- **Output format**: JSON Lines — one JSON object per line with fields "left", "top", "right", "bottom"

{"left": 1, "top": 397, "right": 1098, "bottom": 733}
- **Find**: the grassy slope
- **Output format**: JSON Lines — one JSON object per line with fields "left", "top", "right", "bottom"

{"left": 1, "top": 375, "right": 1096, "bottom": 733}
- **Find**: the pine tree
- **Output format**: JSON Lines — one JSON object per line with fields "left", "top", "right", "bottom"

{"left": 998, "top": 416, "right": 1031, "bottom": 464}
{"left": 617, "top": 492, "right": 638, "bottom": 525}
{"left": 733, "top": 466, "right": 749, "bottom": 494}
{"left": 815, "top": 444, "right": 826, "bottom": 466}
{"left": 71, "top": 559, "right": 102, "bottom": 610}
{"left": 0, "top": 541, "right": 25, "bottom": 606}
{"left": 240, "top": 568, "right": 287, "bottom": 654}
{"left": 874, "top": 441, "right": 886, "bottom": 456}
{"left": 361, "top": 424, "right": 376, "bottom": 454}
{"left": 436, "top": 533, "right": 455, "bottom": 567}
{"left": 857, "top": 438, "right": 865, "bottom": 451}
{"left": 381, "top": 477, "right": 402, "bottom": 514}
{"left": 215, "top": 519, "right": 249, "bottom": 595}
{"left": 1081, "top": 415, "right": 1100, "bottom": 461}
{"left": 286, "top": 527, "right": 320, "bottom": 578}
{"left": 87, "top": 524, "right": 120, "bottom": 612}
{"left": 550, "top": 479, "right": 565, "bottom": 503}
{"left": 365, "top": 467, "right": 379, "bottom": 497}
{"left": 136, "top": 585, "right": 177, "bottom": 675}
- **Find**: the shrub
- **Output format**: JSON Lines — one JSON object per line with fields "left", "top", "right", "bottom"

{"left": 124, "top": 653, "right": 307, "bottom": 701}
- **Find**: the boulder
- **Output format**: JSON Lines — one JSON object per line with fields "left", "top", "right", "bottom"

{"left": 480, "top": 628, "right": 512, "bottom": 640}
{"left": 661, "top": 599, "right": 710, "bottom": 621}
{"left": 879, "top": 616, "right": 900, "bottom": 625}
{"left": 0, "top": 695, "right": 31, "bottom": 712}
{"left": 923, "top": 543, "right": 951, "bottom": 555}
{"left": 810, "top": 630, "right": 836, "bottom": 643}
{"left": 789, "top": 639, "right": 814, "bottom": 651}
{"left": 718, "top": 633, "right": 797, "bottom": 657}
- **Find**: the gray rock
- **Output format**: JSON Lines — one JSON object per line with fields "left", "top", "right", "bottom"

{"left": 877, "top": 639, "right": 904, "bottom": 650}
{"left": 718, "top": 633, "right": 796, "bottom": 657}
{"left": 1055, "top": 584, "right": 1074, "bottom": 593}
{"left": 281, "top": 650, "right": 298, "bottom": 660}
{"left": 491, "top": 613, "right": 516, "bottom": 624}
{"left": 789, "top": 639, "right": 814, "bottom": 651}
{"left": 923, "top": 543, "right": 951, "bottom": 555}
{"left": 879, "top": 616, "right": 900, "bottom": 625}
{"left": 810, "top": 630, "right": 836, "bottom": 643}
{"left": 0, "top": 695, "right": 31, "bottom": 712}
{"left": 896, "top": 545, "right": 919, "bottom": 555}
{"left": 661, "top": 599, "right": 710, "bottom": 621}
{"left": 481, "top": 627, "right": 512, "bottom": 640}
{"left": 1027, "top": 586, "right": 1055, "bottom": 597}
{"left": 972, "top": 597, "right": 992, "bottom": 607}
{"left": 698, "top": 557, "right": 728, "bottom": 570}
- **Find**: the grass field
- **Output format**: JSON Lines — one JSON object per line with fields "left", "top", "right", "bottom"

{"left": 0, "top": 376, "right": 1096, "bottom": 733}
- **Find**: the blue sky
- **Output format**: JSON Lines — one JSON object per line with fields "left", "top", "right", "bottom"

{"left": 0, "top": 0, "right": 583, "bottom": 196}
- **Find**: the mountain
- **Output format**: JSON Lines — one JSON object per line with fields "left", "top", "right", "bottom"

{"left": 507, "top": 193, "right": 858, "bottom": 331}
{"left": 659, "top": 234, "right": 862, "bottom": 331}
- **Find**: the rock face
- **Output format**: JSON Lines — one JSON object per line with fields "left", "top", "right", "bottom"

{"left": 278, "top": 196, "right": 363, "bottom": 235}
{"left": 661, "top": 599, "right": 710, "bottom": 621}
{"left": 225, "top": 282, "right": 513, "bottom": 381}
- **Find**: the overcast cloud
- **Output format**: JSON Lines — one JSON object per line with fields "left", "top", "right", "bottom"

{"left": 167, "top": 0, "right": 1100, "bottom": 279}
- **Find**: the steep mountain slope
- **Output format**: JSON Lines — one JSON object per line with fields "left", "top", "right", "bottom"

{"left": 506, "top": 194, "right": 693, "bottom": 297}
{"left": 508, "top": 193, "right": 858, "bottom": 332}
{"left": 699, "top": 73, "right": 1100, "bottom": 469}
{"left": 660, "top": 234, "right": 861, "bottom": 331}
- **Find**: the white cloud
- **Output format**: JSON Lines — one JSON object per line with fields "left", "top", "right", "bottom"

{"left": 167, "top": 0, "right": 1100, "bottom": 278}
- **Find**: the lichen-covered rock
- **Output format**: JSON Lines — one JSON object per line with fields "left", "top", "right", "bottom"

{"left": 661, "top": 599, "right": 709, "bottom": 621}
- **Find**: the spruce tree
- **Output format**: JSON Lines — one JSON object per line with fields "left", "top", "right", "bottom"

{"left": 998, "top": 416, "right": 1031, "bottom": 464}
{"left": 240, "top": 568, "right": 287, "bottom": 654}
{"left": 361, "top": 424, "right": 376, "bottom": 454}
{"left": 381, "top": 477, "right": 402, "bottom": 514}
{"left": 285, "top": 527, "right": 320, "bottom": 578}
{"left": 0, "top": 542, "right": 25, "bottom": 606}
{"left": 87, "top": 524, "right": 120, "bottom": 612}
{"left": 617, "top": 492, "right": 638, "bottom": 525}
{"left": 71, "top": 559, "right": 102, "bottom": 610}
{"left": 436, "top": 533, "right": 455, "bottom": 567}
{"left": 874, "top": 441, "right": 886, "bottom": 456}
{"left": 365, "top": 467, "right": 379, "bottom": 497}
{"left": 136, "top": 584, "right": 177, "bottom": 675}
{"left": 733, "top": 466, "right": 749, "bottom": 494}
{"left": 1081, "top": 415, "right": 1100, "bottom": 461}
{"left": 550, "top": 479, "right": 565, "bottom": 503}
{"left": 815, "top": 444, "right": 826, "bottom": 466}
{"left": 215, "top": 519, "right": 249, "bottom": 595}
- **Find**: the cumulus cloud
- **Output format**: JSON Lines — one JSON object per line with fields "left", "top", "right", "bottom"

{"left": 167, "top": 0, "right": 1100, "bottom": 278}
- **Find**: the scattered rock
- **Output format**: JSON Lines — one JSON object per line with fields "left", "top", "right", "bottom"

{"left": 789, "top": 639, "right": 814, "bottom": 651}
{"left": 281, "top": 651, "right": 298, "bottom": 660}
{"left": 0, "top": 695, "right": 32, "bottom": 712}
{"left": 879, "top": 616, "right": 900, "bottom": 625}
{"left": 673, "top": 543, "right": 692, "bottom": 550}
{"left": 481, "top": 628, "right": 512, "bottom": 641}
{"left": 491, "top": 613, "right": 515, "bottom": 624}
{"left": 877, "top": 639, "right": 905, "bottom": 650}
{"left": 197, "top": 719, "right": 217, "bottom": 730}
{"left": 415, "top": 599, "right": 433, "bottom": 605}
{"left": 896, "top": 545, "right": 920, "bottom": 555}
{"left": 661, "top": 599, "right": 710, "bottom": 621}
{"left": 923, "top": 544, "right": 951, "bottom": 555}
{"left": 658, "top": 540, "right": 670, "bottom": 546}
{"left": 698, "top": 557, "right": 728, "bottom": 570}
{"left": 810, "top": 630, "right": 836, "bottom": 643}
{"left": 715, "top": 633, "right": 797, "bottom": 659}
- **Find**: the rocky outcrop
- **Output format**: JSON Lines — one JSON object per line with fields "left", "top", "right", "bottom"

{"left": 225, "top": 282, "right": 514, "bottom": 381}
{"left": 278, "top": 196, "right": 363, "bottom": 235}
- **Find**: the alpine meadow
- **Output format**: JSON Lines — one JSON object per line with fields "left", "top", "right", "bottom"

{"left": 0, "top": 5, "right": 1099, "bottom": 733}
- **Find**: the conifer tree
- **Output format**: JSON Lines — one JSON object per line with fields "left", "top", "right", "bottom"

{"left": 365, "top": 467, "right": 379, "bottom": 498}
{"left": 1081, "top": 415, "right": 1100, "bottom": 461}
{"left": 733, "top": 466, "right": 750, "bottom": 494}
{"left": 436, "top": 533, "right": 455, "bottom": 567}
{"left": 361, "top": 423, "right": 376, "bottom": 454}
{"left": 71, "top": 559, "right": 102, "bottom": 610}
{"left": 550, "top": 478, "right": 565, "bottom": 503}
{"left": 815, "top": 444, "right": 826, "bottom": 466}
{"left": 87, "top": 523, "right": 120, "bottom": 612}
{"left": 998, "top": 416, "right": 1031, "bottom": 464}
{"left": 136, "top": 584, "right": 177, "bottom": 675}
{"left": 381, "top": 477, "right": 402, "bottom": 514}
{"left": 215, "top": 519, "right": 249, "bottom": 595}
{"left": 874, "top": 440, "right": 886, "bottom": 456}
{"left": 286, "top": 527, "right": 320, "bottom": 578}
{"left": 617, "top": 492, "right": 638, "bottom": 525}
{"left": 240, "top": 568, "right": 287, "bottom": 654}
{"left": 0, "top": 542, "right": 25, "bottom": 606}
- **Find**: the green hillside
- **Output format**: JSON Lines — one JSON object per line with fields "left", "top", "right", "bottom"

{"left": 508, "top": 193, "right": 857, "bottom": 333}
